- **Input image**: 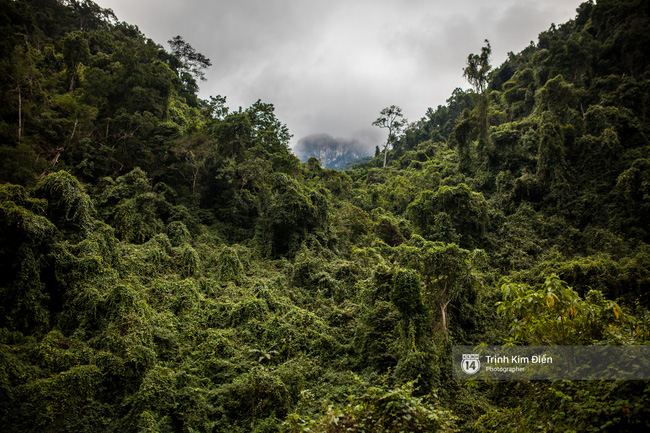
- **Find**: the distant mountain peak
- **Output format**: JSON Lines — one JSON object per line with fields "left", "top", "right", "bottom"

{"left": 293, "top": 133, "right": 374, "bottom": 170}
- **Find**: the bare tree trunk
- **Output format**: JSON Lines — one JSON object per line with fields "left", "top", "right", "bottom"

{"left": 192, "top": 167, "right": 198, "bottom": 194}
{"left": 69, "top": 118, "right": 78, "bottom": 142}
{"left": 51, "top": 146, "right": 65, "bottom": 166}
{"left": 17, "top": 85, "right": 22, "bottom": 141}
{"left": 383, "top": 143, "right": 388, "bottom": 167}
{"left": 441, "top": 299, "right": 452, "bottom": 341}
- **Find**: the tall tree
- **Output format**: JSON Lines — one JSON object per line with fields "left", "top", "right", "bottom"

{"left": 418, "top": 243, "right": 481, "bottom": 340}
{"left": 372, "top": 105, "right": 407, "bottom": 167}
{"left": 8, "top": 45, "right": 41, "bottom": 142}
{"left": 62, "top": 31, "right": 90, "bottom": 92}
{"left": 167, "top": 35, "right": 212, "bottom": 82}
{"left": 65, "top": 0, "right": 116, "bottom": 31}
{"left": 463, "top": 40, "right": 492, "bottom": 148}
{"left": 395, "top": 239, "right": 483, "bottom": 341}
{"left": 170, "top": 133, "right": 214, "bottom": 194}
{"left": 245, "top": 99, "right": 292, "bottom": 152}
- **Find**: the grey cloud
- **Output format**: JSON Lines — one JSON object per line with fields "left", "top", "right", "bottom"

{"left": 293, "top": 132, "right": 380, "bottom": 169}
{"left": 294, "top": 133, "right": 375, "bottom": 158}
{"left": 99, "top": 0, "right": 580, "bottom": 150}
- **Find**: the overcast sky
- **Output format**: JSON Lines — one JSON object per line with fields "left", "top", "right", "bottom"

{"left": 97, "top": 0, "right": 580, "bottom": 151}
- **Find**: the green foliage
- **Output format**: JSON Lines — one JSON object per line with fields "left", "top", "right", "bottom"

{"left": 34, "top": 170, "right": 95, "bottom": 237}
{"left": 219, "top": 366, "right": 291, "bottom": 423}
{"left": 497, "top": 274, "right": 634, "bottom": 344}
{"left": 535, "top": 115, "right": 567, "bottom": 184}
{"left": 94, "top": 168, "right": 198, "bottom": 243}
{"left": 372, "top": 207, "right": 410, "bottom": 247}
{"left": 408, "top": 183, "right": 488, "bottom": 247}
{"left": 0, "top": 143, "right": 46, "bottom": 186}
{"left": 0, "top": 184, "right": 55, "bottom": 333}
{"left": 534, "top": 74, "right": 579, "bottom": 122}
{"left": 166, "top": 220, "right": 191, "bottom": 246}
{"left": 391, "top": 269, "right": 424, "bottom": 316}
{"left": 177, "top": 243, "right": 200, "bottom": 277}
{"left": 463, "top": 39, "right": 492, "bottom": 147}
{"left": 62, "top": 31, "right": 90, "bottom": 91}
{"left": 262, "top": 174, "right": 329, "bottom": 257}
{"left": 475, "top": 376, "right": 650, "bottom": 432}
{"left": 403, "top": 240, "right": 485, "bottom": 341}
{"left": 372, "top": 105, "right": 408, "bottom": 167}
{"left": 216, "top": 245, "right": 246, "bottom": 283}
{"left": 2, "top": 1, "right": 650, "bottom": 431}
{"left": 13, "top": 364, "right": 106, "bottom": 432}
{"left": 332, "top": 203, "right": 371, "bottom": 244}
{"left": 393, "top": 350, "right": 439, "bottom": 395}
{"left": 284, "top": 377, "right": 457, "bottom": 433}
{"left": 355, "top": 298, "right": 401, "bottom": 372}
{"left": 616, "top": 158, "right": 650, "bottom": 233}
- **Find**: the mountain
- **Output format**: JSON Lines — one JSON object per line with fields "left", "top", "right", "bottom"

{"left": 293, "top": 133, "right": 374, "bottom": 169}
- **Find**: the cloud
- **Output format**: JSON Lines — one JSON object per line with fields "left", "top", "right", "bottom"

{"left": 294, "top": 131, "right": 379, "bottom": 159}
{"left": 98, "top": 0, "right": 580, "bottom": 150}
{"left": 293, "top": 132, "right": 379, "bottom": 169}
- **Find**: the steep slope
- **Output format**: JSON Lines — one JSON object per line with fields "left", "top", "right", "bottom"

{"left": 0, "top": 1, "right": 649, "bottom": 432}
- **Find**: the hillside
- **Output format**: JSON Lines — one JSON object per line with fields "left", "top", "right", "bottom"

{"left": 1, "top": 1, "right": 650, "bottom": 432}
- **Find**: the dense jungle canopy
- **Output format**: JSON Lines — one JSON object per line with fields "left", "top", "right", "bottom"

{"left": 1, "top": 0, "right": 650, "bottom": 431}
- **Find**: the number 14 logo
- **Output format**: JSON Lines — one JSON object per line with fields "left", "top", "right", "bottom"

{"left": 461, "top": 354, "right": 481, "bottom": 374}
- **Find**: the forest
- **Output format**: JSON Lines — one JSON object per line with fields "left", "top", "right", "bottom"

{"left": 1, "top": 0, "right": 649, "bottom": 431}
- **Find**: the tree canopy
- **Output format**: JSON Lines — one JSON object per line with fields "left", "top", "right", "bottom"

{"left": 372, "top": 105, "right": 407, "bottom": 167}
{"left": 1, "top": 1, "right": 650, "bottom": 431}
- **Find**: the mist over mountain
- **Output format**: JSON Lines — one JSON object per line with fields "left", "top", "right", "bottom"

{"left": 293, "top": 133, "right": 376, "bottom": 170}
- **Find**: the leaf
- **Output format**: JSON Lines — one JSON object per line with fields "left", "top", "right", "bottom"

{"left": 546, "top": 294, "right": 555, "bottom": 308}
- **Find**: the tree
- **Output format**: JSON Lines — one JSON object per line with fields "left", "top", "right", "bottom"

{"left": 167, "top": 35, "right": 212, "bottom": 82}
{"left": 463, "top": 40, "right": 492, "bottom": 147}
{"left": 64, "top": 0, "right": 117, "bottom": 31}
{"left": 418, "top": 242, "right": 482, "bottom": 340}
{"left": 394, "top": 238, "right": 484, "bottom": 341}
{"left": 407, "top": 183, "right": 489, "bottom": 248}
{"left": 62, "top": 31, "right": 90, "bottom": 92}
{"left": 7, "top": 45, "right": 41, "bottom": 142}
{"left": 214, "top": 112, "right": 253, "bottom": 161}
{"left": 170, "top": 133, "right": 215, "bottom": 194}
{"left": 496, "top": 275, "right": 631, "bottom": 345}
{"left": 372, "top": 105, "right": 407, "bottom": 167}
{"left": 206, "top": 95, "right": 229, "bottom": 120}
{"left": 463, "top": 39, "right": 492, "bottom": 95}
{"left": 245, "top": 100, "right": 292, "bottom": 152}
